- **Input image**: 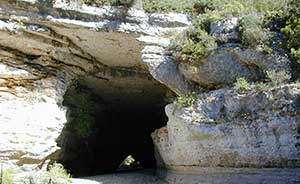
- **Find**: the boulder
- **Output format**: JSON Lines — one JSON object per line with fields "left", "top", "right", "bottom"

{"left": 142, "top": 45, "right": 194, "bottom": 95}
{"left": 210, "top": 17, "right": 239, "bottom": 43}
{"left": 178, "top": 44, "right": 290, "bottom": 88}
{"left": 152, "top": 83, "right": 300, "bottom": 169}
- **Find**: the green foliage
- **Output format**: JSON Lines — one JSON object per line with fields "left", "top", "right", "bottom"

{"left": 287, "top": 0, "right": 300, "bottom": 18}
{"left": 1, "top": 168, "right": 15, "bottom": 184}
{"left": 266, "top": 70, "right": 291, "bottom": 85}
{"left": 63, "top": 83, "right": 102, "bottom": 139}
{"left": 81, "top": 0, "right": 198, "bottom": 12}
{"left": 178, "top": 33, "right": 217, "bottom": 63}
{"left": 172, "top": 24, "right": 217, "bottom": 64}
{"left": 281, "top": 12, "right": 300, "bottom": 80}
{"left": 261, "top": 39, "right": 273, "bottom": 54}
{"left": 64, "top": 94, "right": 94, "bottom": 138}
{"left": 196, "top": 0, "right": 288, "bottom": 18}
{"left": 281, "top": 18, "right": 300, "bottom": 53}
{"left": 180, "top": 39, "right": 208, "bottom": 63}
{"left": 143, "top": 0, "right": 198, "bottom": 13}
{"left": 238, "top": 15, "right": 268, "bottom": 47}
{"left": 38, "top": 0, "right": 54, "bottom": 5}
{"left": 48, "top": 163, "right": 71, "bottom": 182}
{"left": 82, "top": 0, "right": 288, "bottom": 14}
{"left": 19, "top": 163, "right": 71, "bottom": 184}
{"left": 234, "top": 78, "right": 251, "bottom": 92}
{"left": 176, "top": 92, "right": 197, "bottom": 107}
{"left": 291, "top": 48, "right": 300, "bottom": 61}
{"left": 207, "top": 0, "right": 247, "bottom": 17}
{"left": 263, "top": 10, "right": 288, "bottom": 32}
{"left": 171, "top": 0, "right": 289, "bottom": 65}
{"left": 194, "top": 13, "right": 224, "bottom": 32}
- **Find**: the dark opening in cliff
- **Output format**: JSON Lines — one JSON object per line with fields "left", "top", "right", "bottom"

{"left": 57, "top": 75, "right": 170, "bottom": 177}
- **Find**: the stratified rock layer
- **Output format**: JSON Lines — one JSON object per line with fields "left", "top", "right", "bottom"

{"left": 0, "top": 0, "right": 190, "bottom": 170}
{"left": 152, "top": 84, "right": 300, "bottom": 169}
{"left": 0, "top": 0, "right": 299, "bottom": 174}
{"left": 0, "top": 63, "right": 68, "bottom": 170}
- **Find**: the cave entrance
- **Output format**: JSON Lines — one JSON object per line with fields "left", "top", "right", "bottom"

{"left": 57, "top": 75, "right": 170, "bottom": 177}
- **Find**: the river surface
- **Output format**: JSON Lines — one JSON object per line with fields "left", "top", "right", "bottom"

{"left": 73, "top": 168, "right": 300, "bottom": 184}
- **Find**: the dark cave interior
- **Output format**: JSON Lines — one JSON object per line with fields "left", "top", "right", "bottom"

{"left": 57, "top": 79, "right": 169, "bottom": 177}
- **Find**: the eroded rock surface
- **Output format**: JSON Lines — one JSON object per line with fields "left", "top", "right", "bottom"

{"left": 142, "top": 45, "right": 194, "bottom": 95}
{"left": 1, "top": 0, "right": 299, "bottom": 176}
{"left": 0, "top": 63, "right": 68, "bottom": 170}
{"left": 178, "top": 44, "right": 291, "bottom": 88}
{"left": 152, "top": 83, "right": 300, "bottom": 169}
{"left": 0, "top": 0, "right": 190, "bottom": 170}
{"left": 210, "top": 17, "right": 239, "bottom": 43}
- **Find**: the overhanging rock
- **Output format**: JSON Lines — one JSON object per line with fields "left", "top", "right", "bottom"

{"left": 0, "top": 0, "right": 191, "bottom": 170}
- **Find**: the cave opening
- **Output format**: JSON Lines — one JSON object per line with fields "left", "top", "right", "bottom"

{"left": 57, "top": 76, "right": 170, "bottom": 177}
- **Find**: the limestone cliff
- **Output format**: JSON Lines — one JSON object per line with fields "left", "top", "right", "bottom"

{"left": 0, "top": 0, "right": 299, "bottom": 175}
{"left": 152, "top": 84, "right": 300, "bottom": 169}
{"left": 0, "top": 0, "right": 190, "bottom": 170}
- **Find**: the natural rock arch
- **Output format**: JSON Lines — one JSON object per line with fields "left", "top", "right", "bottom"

{"left": 56, "top": 76, "right": 170, "bottom": 176}
{"left": 0, "top": 0, "right": 190, "bottom": 172}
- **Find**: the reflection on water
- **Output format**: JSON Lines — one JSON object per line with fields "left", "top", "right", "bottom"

{"left": 75, "top": 168, "right": 300, "bottom": 184}
{"left": 158, "top": 168, "right": 300, "bottom": 184}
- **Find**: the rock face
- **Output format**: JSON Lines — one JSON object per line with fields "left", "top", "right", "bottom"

{"left": 210, "top": 17, "right": 239, "bottom": 43}
{"left": 0, "top": 0, "right": 299, "bottom": 175}
{"left": 142, "top": 45, "right": 194, "bottom": 95}
{"left": 178, "top": 17, "right": 291, "bottom": 89}
{"left": 0, "top": 0, "right": 190, "bottom": 170}
{"left": 0, "top": 63, "right": 67, "bottom": 170}
{"left": 152, "top": 84, "right": 300, "bottom": 169}
{"left": 178, "top": 44, "right": 291, "bottom": 88}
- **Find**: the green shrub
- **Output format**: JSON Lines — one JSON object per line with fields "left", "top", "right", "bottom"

{"left": 261, "top": 41, "right": 273, "bottom": 54}
{"left": 281, "top": 18, "right": 300, "bottom": 52}
{"left": 291, "top": 48, "right": 300, "bottom": 61}
{"left": 178, "top": 31, "right": 217, "bottom": 63}
{"left": 234, "top": 78, "right": 251, "bottom": 92}
{"left": 197, "top": 0, "right": 287, "bottom": 17}
{"left": 218, "top": 1, "right": 247, "bottom": 17}
{"left": 172, "top": 24, "right": 217, "bottom": 64}
{"left": 251, "top": 0, "right": 288, "bottom": 14}
{"left": 143, "top": 0, "right": 198, "bottom": 13}
{"left": 263, "top": 10, "right": 288, "bottom": 32}
{"left": 238, "top": 15, "right": 268, "bottom": 47}
{"left": 266, "top": 70, "right": 291, "bottom": 85}
{"left": 281, "top": 16, "right": 300, "bottom": 80}
{"left": 1, "top": 168, "right": 16, "bottom": 184}
{"left": 19, "top": 163, "right": 71, "bottom": 184}
{"left": 171, "top": 0, "right": 288, "bottom": 66}
{"left": 64, "top": 93, "right": 96, "bottom": 138}
{"left": 176, "top": 92, "right": 197, "bottom": 107}
{"left": 38, "top": 0, "right": 53, "bottom": 5}
{"left": 287, "top": 0, "right": 300, "bottom": 18}
{"left": 63, "top": 83, "right": 102, "bottom": 139}
{"left": 192, "top": 13, "right": 223, "bottom": 33}
{"left": 48, "top": 163, "right": 71, "bottom": 182}
{"left": 180, "top": 39, "right": 209, "bottom": 63}
{"left": 82, "top": 0, "right": 288, "bottom": 14}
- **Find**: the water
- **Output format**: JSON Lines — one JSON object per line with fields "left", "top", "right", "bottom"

{"left": 73, "top": 168, "right": 300, "bottom": 184}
